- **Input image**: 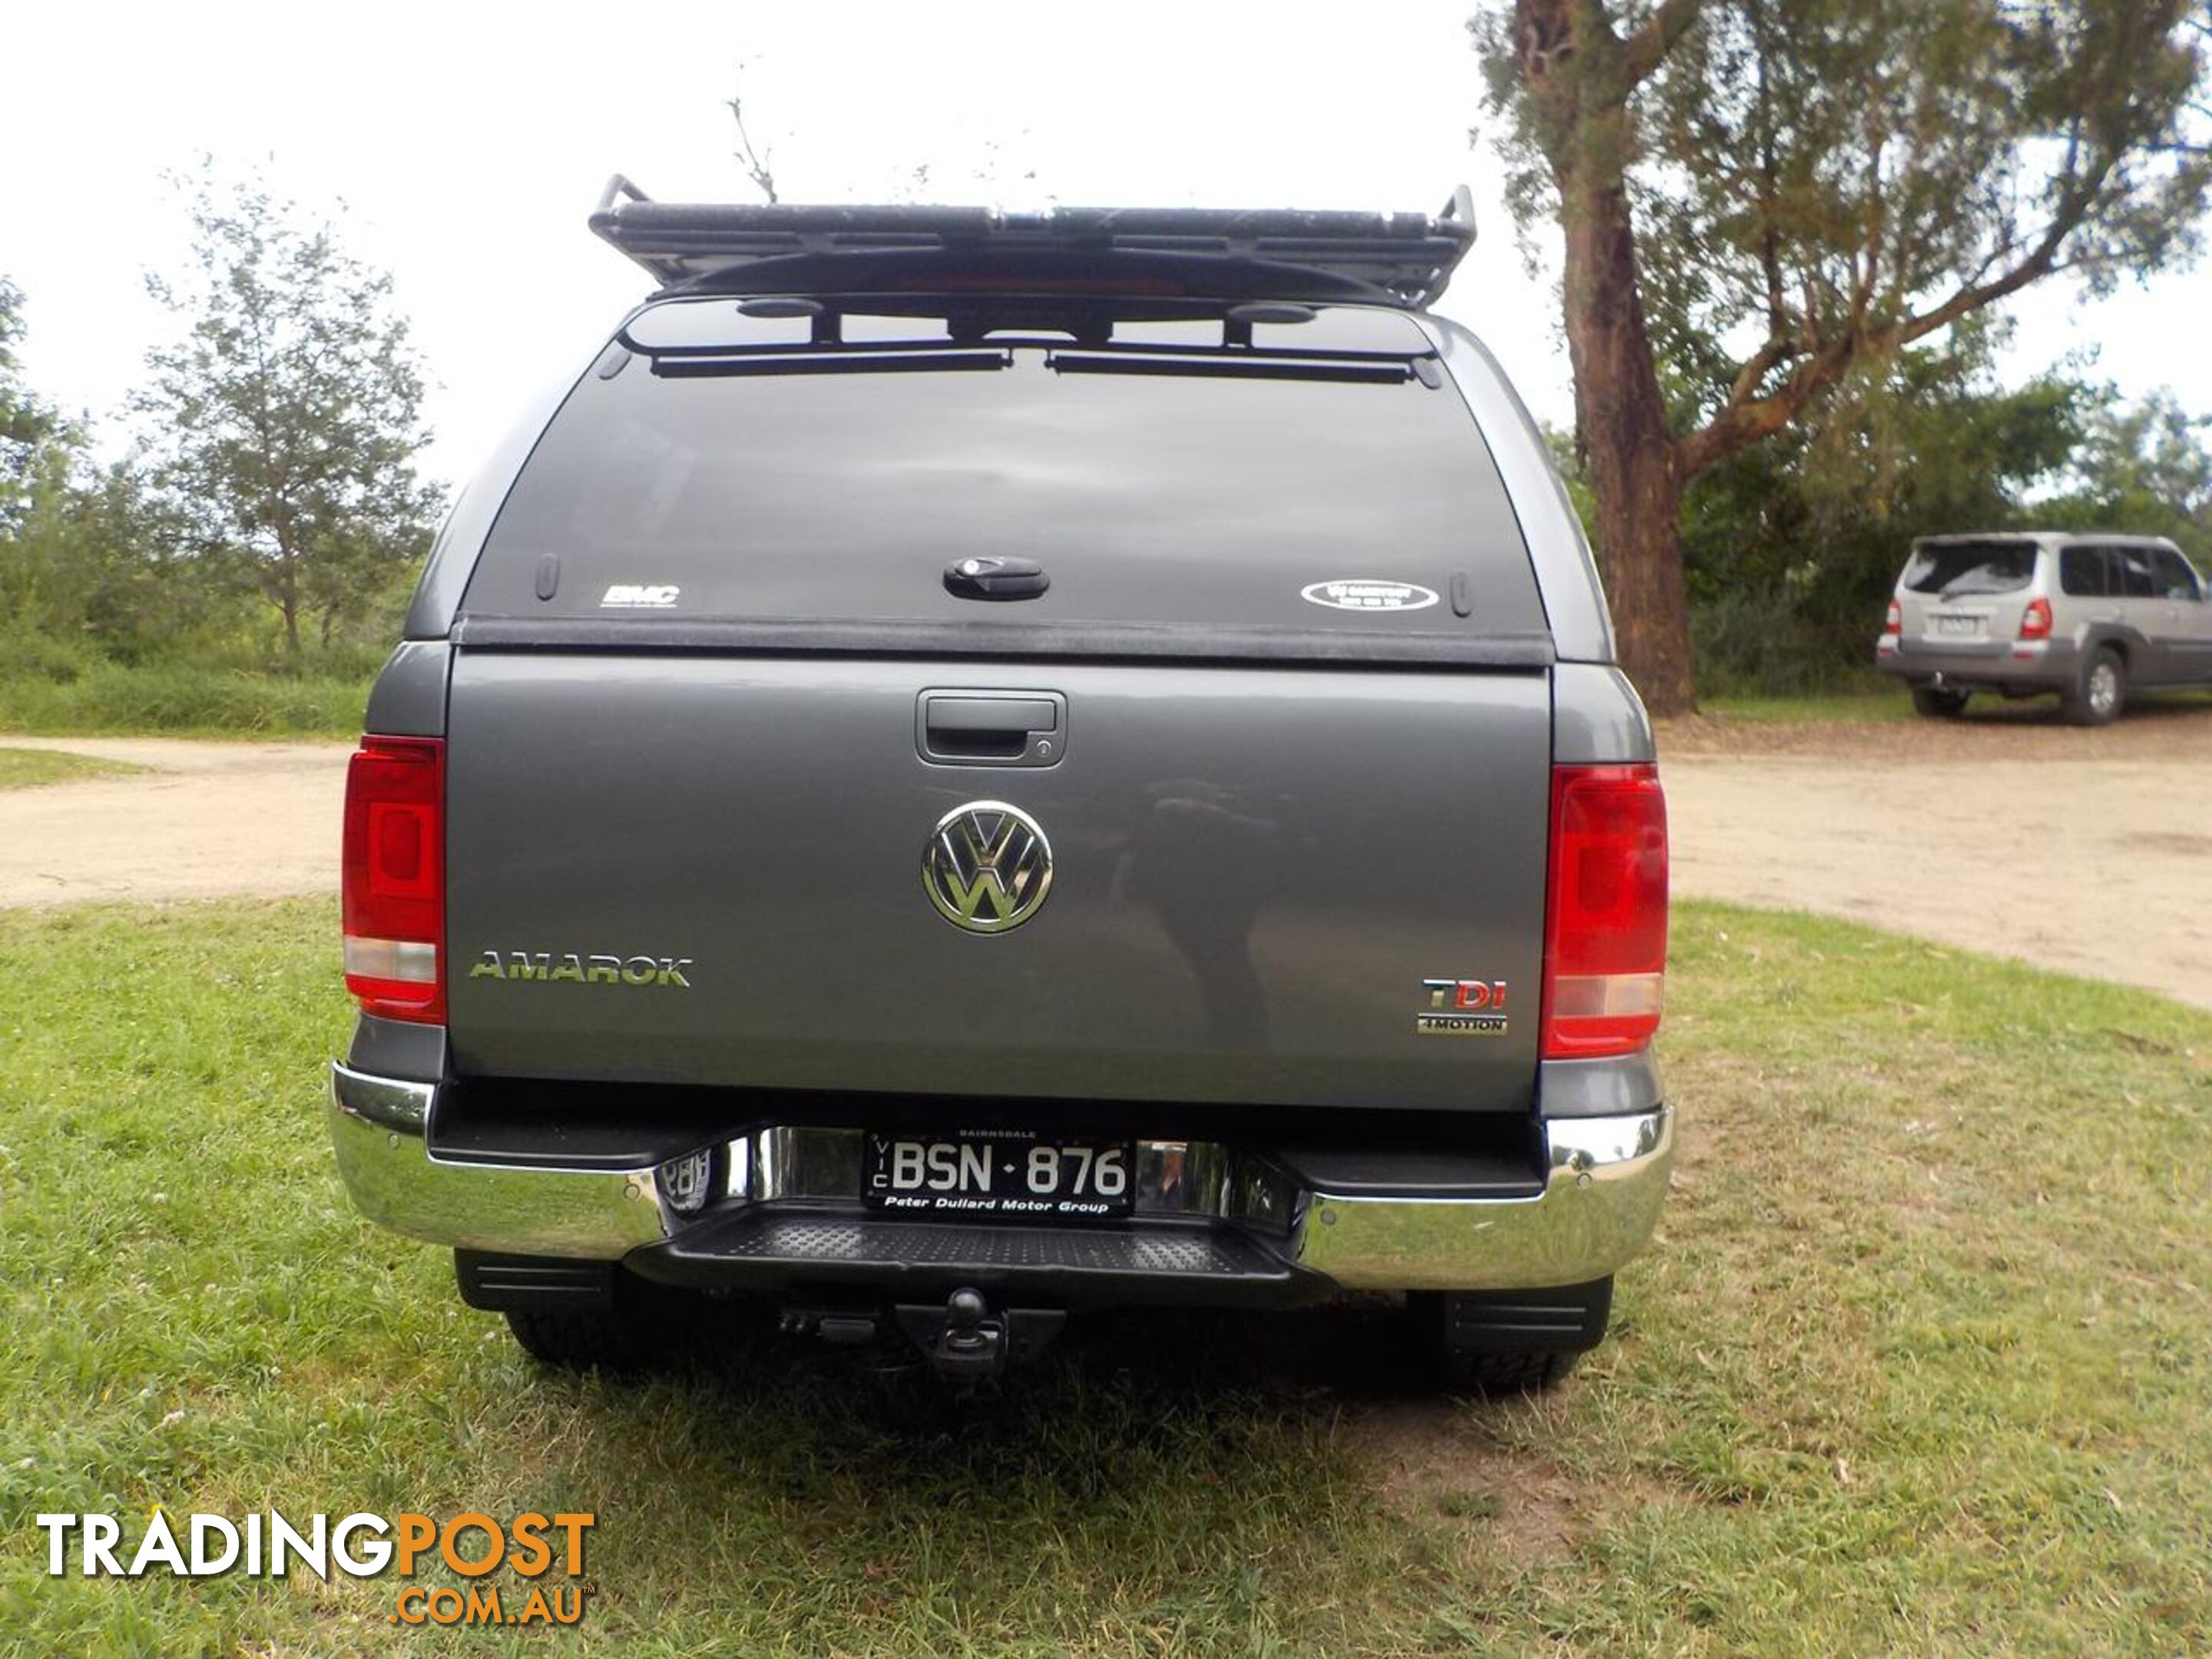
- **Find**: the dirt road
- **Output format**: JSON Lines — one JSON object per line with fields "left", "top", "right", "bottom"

{"left": 1661, "top": 700, "right": 2212, "bottom": 1011}
{"left": 4, "top": 704, "right": 2209, "bottom": 1008}
{"left": 0, "top": 736, "right": 347, "bottom": 909}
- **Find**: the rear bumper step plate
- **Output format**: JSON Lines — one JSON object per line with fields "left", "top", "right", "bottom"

{"left": 625, "top": 1209, "right": 1316, "bottom": 1307}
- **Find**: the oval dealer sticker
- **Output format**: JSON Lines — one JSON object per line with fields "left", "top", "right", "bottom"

{"left": 1300, "top": 579, "right": 1441, "bottom": 613}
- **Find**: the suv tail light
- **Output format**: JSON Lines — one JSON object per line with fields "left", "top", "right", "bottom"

{"left": 1541, "top": 763, "right": 1667, "bottom": 1059}
{"left": 1883, "top": 598, "right": 1902, "bottom": 635}
{"left": 342, "top": 737, "right": 445, "bottom": 1023}
{"left": 2019, "top": 597, "right": 2052, "bottom": 639}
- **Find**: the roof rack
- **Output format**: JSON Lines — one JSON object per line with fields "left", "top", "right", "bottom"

{"left": 588, "top": 176, "right": 1477, "bottom": 310}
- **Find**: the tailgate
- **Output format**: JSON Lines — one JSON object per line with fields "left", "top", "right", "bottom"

{"left": 444, "top": 653, "right": 1550, "bottom": 1114}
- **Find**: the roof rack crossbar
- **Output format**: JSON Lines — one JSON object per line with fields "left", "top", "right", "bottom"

{"left": 618, "top": 332, "right": 1437, "bottom": 366}
{"left": 589, "top": 177, "right": 1478, "bottom": 309}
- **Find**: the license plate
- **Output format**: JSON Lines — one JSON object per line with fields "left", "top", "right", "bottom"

{"left": 1934, "top": 613, "right": 1981, "bottom": 636}
{"left": 863, "top": 1132, "right": 1136, "bottom": 1220}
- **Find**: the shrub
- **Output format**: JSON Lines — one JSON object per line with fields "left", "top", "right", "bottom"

{"left": 0, "top": 659, "right": 369, "bottom": 737}
{"left": 1689, "top": 585, "right": 1886, "bottom": 699}
{"left": 0, "top": 629, "right": 98, "bottom": 686}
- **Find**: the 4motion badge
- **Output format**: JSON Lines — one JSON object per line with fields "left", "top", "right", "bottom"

{"left": 1418, "top": 978, "right": 1508, "bottom": 1037}
{"left": 924, "top": 801, "right": 1053, "bottom": 934}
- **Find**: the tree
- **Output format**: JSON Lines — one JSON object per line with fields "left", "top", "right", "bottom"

{"left": 727, "top": 61, "right": 780, "bottom": 204}
{"left": 0, "top": 449, "right": 222, "bottom": 664}
{"left": 0, "top": 277, "right": 68, "bottom": 537}
{"left": 135, "top": 171, "right": 441, "bottom": 655}
{"left": 1475, "top": 0, "right": 2212, "bottom": 712}
{"left": 0, "top": 278, "right": 107, "bottom": 658}
{"left": 1545, "top": 322, "right": 2098, "bottom": 691}
{"left": 2039, "top": 389, "right": 2212, "bottom": 560}
{"left": 1676, "top": 326, "right": 2087, "bottom": 690}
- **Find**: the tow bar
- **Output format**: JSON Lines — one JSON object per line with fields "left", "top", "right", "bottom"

{"left": 895, "top": 1289, "right": 1067, "bottom": 1377}
{"left": 782, "top": 1289, "right": 1065, "bottom": 1377}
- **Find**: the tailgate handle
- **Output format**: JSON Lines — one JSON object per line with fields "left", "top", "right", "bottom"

{"left": 918, "top": 691, "right": 1065, "bottom": 767}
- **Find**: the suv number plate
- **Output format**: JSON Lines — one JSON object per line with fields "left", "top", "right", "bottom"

{"left": 1934, "top": 613, "right": 1982, "bottom": 636}
{"left": 864, "top": 1133, "right": 1136, "bottom": 1220}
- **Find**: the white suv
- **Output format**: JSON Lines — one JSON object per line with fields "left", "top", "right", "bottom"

{"left": 1876, "top": 532, "right": 2212, "bottom": 724}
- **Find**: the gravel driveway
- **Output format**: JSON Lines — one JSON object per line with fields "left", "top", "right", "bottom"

{"left": 5, "top": 702, "right": 2210, "bottom": 1009}
{"left": 0, "top": 736, "right": 347, "bottom": 909}
{"left": 1661, "top": 699, "right": 2212, "bottom": 1011}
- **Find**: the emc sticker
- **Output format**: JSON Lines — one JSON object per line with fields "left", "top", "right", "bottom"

{"left": 600, "top": 584, "right": 680, "bottom": 609}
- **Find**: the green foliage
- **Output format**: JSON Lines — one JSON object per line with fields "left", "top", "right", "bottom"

{"left": 1635, "top": 0, "right": 2209, "bottom": 428}
{"left": 0, "top": 747, "right": 142, "bottom": 790}
{"left": 1677, "top": 330, "right": 2088, "bottom": 691}
{"left": 0, "top": 278, "right": 71, "bottom": 538}
{"left": 1547, "top": 329, "right": 2212, "bottom": 695}
{"left": 0, "top": 658, "right": 371, "bottom": 737}
{"left": 1478, "top": 0, "right": 2211, "bottom": 445}
{"left": 0, "top": 452, "right": 228, "bottom": 663}
{"left": 2037, "top": 390, "right": 2212, "bottom": 562}
{"left": 1678, "top": 329, "right": 2079, "bottom": 597}
{"left": 1472, "top": 0, "right": 2211, "bottom": 708}
{"left": 1, "top": 178, "right": 439, "bottom": 729}
{"left": 134, "top": 167, "right": 440, "bottom": 655}
{"left": 1700, "top": 684, "right": 1916, "bottom": 722}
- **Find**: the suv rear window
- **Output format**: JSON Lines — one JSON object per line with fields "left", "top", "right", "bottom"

{"left": 1902, "top": 541, "right": 2036, "bottom": 597}
{"left": 461, "top": 302, "right": 1548, "bottom": 656}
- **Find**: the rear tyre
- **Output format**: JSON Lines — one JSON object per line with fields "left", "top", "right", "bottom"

{"left": 1438, "top": 1346, "right": 1584, "bottom": 1395}
{"left": 504, "top": 1305, "right": 660, "bottom": 1370}
{"left": 457, "top": 1253, "right": 680, "bottom": 1371}
{"left": 2064, "top": 647, "right": 2125, "bottom": 727}
{"left": 1910, "top": 685, "right": 1970, "bottom": 719}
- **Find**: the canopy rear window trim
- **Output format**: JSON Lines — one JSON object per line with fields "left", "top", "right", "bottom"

{"left": 450, "top": 614, "right": 1558, "bottom": 669}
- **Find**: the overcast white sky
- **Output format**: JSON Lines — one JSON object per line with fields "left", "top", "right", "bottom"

{"left": 9, "top": 1, "right": 2207, "bottom": 492}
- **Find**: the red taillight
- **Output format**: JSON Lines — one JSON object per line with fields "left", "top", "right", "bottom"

{"left": 1883, "top": 598, "right": 1902, "bottom": 635}
{"left": 2019, "top": 597, "right": 2052, "bottom": 640}
{"left": 342, "top": 737, "right": 445, "bottom": 1023}
{"left": 1541, "top": 763, "right": 1667, "bottom": 1059}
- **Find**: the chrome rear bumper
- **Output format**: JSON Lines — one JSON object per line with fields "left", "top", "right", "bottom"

{"left": 1296, "top": 1110, "right": 1671, "bottom": 1290}
{"left": 328, "top": 1062, "right": 1671, "bottom": 1294}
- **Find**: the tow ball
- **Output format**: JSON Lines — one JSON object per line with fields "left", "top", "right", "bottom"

{"left": 781, "top": 1288, "right": 1067, "bottom": 1376}
{"left": 896, "top": 1289, "right": 1067, "bottom": 1378}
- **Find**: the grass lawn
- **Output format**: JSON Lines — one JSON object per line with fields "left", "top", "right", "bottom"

{"left": 0, "top": 899, "right": 2205, "bottom": 1656}
{"left": 0, "top": 749, "right": 144, "bottom": 791}
{"left": 1698, "top": 685, "right": 1916, "bottom": 724}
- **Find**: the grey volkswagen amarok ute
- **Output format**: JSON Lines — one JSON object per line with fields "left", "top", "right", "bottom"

{"left": 326, "top": 180, "right": 1672, "bottom": 1389}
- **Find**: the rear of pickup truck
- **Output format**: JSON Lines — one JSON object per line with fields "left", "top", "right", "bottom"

{"left": 329, "top": 199, "right": 1671, "bottom": 1388}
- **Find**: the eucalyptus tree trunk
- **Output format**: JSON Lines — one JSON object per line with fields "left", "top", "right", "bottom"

{"left": 1557, "top": 169, "right": 1690, "bottom": 717}
{"left": 1511, "top": 0, "right": 1703, "bottom": 715}
{"left": 1556, "top": 161, "right": 1698, "bottom": 714}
